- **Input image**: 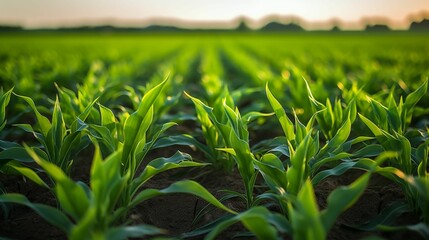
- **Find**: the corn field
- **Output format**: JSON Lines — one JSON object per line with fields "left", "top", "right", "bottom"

{"left": 0, "top": 32, "right": 429, "bottom": 239}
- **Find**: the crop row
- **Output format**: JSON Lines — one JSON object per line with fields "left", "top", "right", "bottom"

{"left": 0, "top": 33, "right": 428, "bottom": 239}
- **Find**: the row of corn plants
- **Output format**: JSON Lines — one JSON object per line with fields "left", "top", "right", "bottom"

{"left": 1, "top": 33, "right": 428, "bottom": 239}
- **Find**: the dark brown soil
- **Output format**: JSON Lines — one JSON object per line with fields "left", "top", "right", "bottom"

{"left": 0, "top": 175, "right": 66, "bottom": 239}
{"left": 0, "top": 151, "right": 425, "bottom": 240}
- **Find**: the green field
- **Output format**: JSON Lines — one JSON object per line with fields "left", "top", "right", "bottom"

{"left": 1, "top": 32, "right": 429, "bottom": 239}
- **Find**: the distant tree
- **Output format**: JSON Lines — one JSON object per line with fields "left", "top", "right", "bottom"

{"left": 409, "top": 19, "right": 429, "bottom": 31}
{"left": 331, "top": 25, "right": 341, "bottom": 32}
{"left": 365, "top": 24, "right": 390, "bottom": 32}
{"left": 236, "top": 20, "right": 250, "bottom": 32}
{"left": 260, "top": 22, "right": 304, "bottom": 32}
{"left": 143, "top": 25, "right": 182, "bottom": 32}
{"left": 0, "top": 25, "right": 22, "bottom": 32}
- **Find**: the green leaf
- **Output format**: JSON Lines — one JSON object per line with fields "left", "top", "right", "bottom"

{"left": 135, "top": 121, "right": 177, "bottom": 163}
{"left": 287, "top": 134, "right": 312, "bottom": 195}
{"left": 51, "top": 97, "right": 66, "bottom": 154}
{"left": 397, "top": 133, "right": 412, "bottom": 174}
{"left": 90, "top": 145, "right": 126, "bottom": 217}
{"left": 88, "top": 124, "right": 116, "bottom": 154}
{"left": 99, "top": 104, "right": 116, "bottom": 132}
{"left": 14, "top": 93, "right": 51, "bottom": 136}
{"left": 312, "top": 161, "right": 358, "bottom": 186}
{"left": 352, "top": 144, "right": 384, "bottom": 158}
{"left": 122, "top": 105, "right": 153, "bottom": 172}
{"left": 329, "top": 115, "right": 351, "bottom": 147}
{"left": 121, "top": 78, "right": 168, "bottom": 172}
{"left": 24, "top": 145, "right": 90, "bottom": 221}
{"left": 152, "top": 134, "right": 213, "bottom": 160}
{"left": 130, "top": 180, "right": 236, "bottom": 215}
{"left": 2, "top": 160, "right": 48, "bottom": 188}
{"left": 69, "top": 207, "right": 97, "bottom": 240}
{"left": 131, "top": 151, "right": 206, "bottom": 195}
{"left": 106, "top": 225, "right": 166, "bottom": 240}
{"left": 77, "top": 97, "right": 99, "bottom": 123}
{"left": 288, "top": 180, "right": 325, "bottom": 240}
{"left": 351, "top": 201, "right": 412, "bottom": 231}
{"left": 266, "top": 84, "right": 295, "bottom": 141}
{"left": 404, "top": 80, "right": 428, "bottom": 111}
{"left": 0, "top": 147, "right": 35, "bottom": 163}
{"left": 0, "top": 193, "right": 73, "bottom": 234}
{"left": 0, "top": 88, "right": 13, "bottom": 132}
{"left": 14, "top": 123, "right": 34, "bottom": 133}
{"left": 305, "top": 78, "right": 325, "bottom": 112}
{"left": 369, "top": 98, "right": 389, "bottom": 130}
{"left": 417, "top": 141, "right": 428, "bottom": 177}
{"left": 377, "top": 223, "right": 429, "bottom": 239}
{"left": 312, "top": 153, "right": 396, "bottom": 186}
{"left": 321, "top": 172, "right": 371, "bottom": 231}
{"left": 216, "top": 147, "right": 236, "bottom": 156}
{"left": 242, "top": 111, "right": 274, "bottom": 125}
{"left": 359, "top": 113, "right": 384, "bottom": 138}
{"left": 205, "top": 206, "right": 280, "bottom": 240}
{"left": 255, "top": 153, "right": 288, "bottom": 192}
{"left": 0, "top": 140, "right": 20, "bottom": 149}
{"left": 311, "top": 152, "right": 352, "bottom": 175}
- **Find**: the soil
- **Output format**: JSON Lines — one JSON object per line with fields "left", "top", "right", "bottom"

{"left": 0, "top": 148, "right": 425, "bottom": 240}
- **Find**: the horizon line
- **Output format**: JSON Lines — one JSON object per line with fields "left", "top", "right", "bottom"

{"left": 1, "top": 11, "right": 428, "bottom": 30}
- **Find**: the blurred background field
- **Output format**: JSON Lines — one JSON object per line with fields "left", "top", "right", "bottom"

{"left": 1, "top": 32, "right": 428, "bottom": 95}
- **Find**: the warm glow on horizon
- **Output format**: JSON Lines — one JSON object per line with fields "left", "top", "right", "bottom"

{"left": 0, "top": 0, "right": 428, "bottom": 29}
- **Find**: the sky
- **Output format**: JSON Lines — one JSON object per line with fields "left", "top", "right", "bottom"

{"left": 0, "top": 0, "right": 428, "bottom": 29}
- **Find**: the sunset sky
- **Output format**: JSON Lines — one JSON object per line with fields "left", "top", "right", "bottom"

{"left": 0, "top": 0, "right": 428, "bottom": 29}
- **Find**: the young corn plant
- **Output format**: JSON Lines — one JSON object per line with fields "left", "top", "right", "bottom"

{"left": 186, "top": 155, "right": 385, "bottom": 240}
{"left": 184, "top": 87, "right": 236, "bottom": 171}
{"left": 83, "top": 102, "right": 122, "bottom": 156}
{"left": 55, "top": 83, "right": 102, "bottom": 126}
{"left": 185, "top": 90, "right": 272, "bottom": 208}
{"left": 0, "top": 144, "right": 236, "bottom": 240}
{"left": 0, "top": 88, "right": 13, "bottom": 135}
{"left": 357, "top": 118, "right": 429, "bottom": 226}
{"left": 263, "top": 84, "right": 357, "bottom": 197}
{"left": 1, "top": 69, "right": 235, "bottom": 232}
{"left": 9, "top": 93, "right": 95, "bottom": 175}
{"left": 304, "top": 79, "right": 357, "bottom": 140}
{"left": 358, "top": 80, "right": 427, "bottom": 175}
{"left": 335, "top": 151, "right": 429, "bottom": 238}
{"left": 352, "top": 80, "right": 429, "bottom": 235}
{"left": 88, "top": 78, "right": 218, "bottom": 219}
{"left": 0, "top": 89, "right": 54, "bottom": 187}
{"left": 287, "top": 172, "right": 372, "bottom": 240}
{"left": 183, "top": 205, "right": 289, "bottom": 240}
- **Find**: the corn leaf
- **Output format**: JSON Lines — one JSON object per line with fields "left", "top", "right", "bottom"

{"left": 288, "top": 180, "right": 325, "bottom": 240}
{"left": 121, "top": 78, "right": 168, "bottom": 171}
{"left": 0, "top": 193, "right": 73, "bottom": 234}
{"left": 266, "top": 84, "right": 295, "bottom": 141}
{"left": 0, "top": 147, "right": 35, "bottom": 163}
{"left": 321, "top": 172, "right": 371, "bottom": 230}
{"left": 205, "top": 206, "right": 281, "bottom": 240}
{"left": 25, "top": 145, "right": 90, "bottom": 221}
{"left": 1, "top": 160, "right": 48, "bottom": 188}
{"left": 130, "top": 180, "right": 236, "bottom": 215}
{"left": 105, "top": 225, "right": 166, "bottom": 240}
{"left": 255, "top": 153, "right": 288, "bottom": 192}
{"left": 131, "top": 151, "right": 207, "bottom": 195}
{"left": 351, "top": 201, "right": 411, "bottom": 231}
{"left": 14, "top": 93, "right": 51, "bottom": 136}
{"left": 0, "top": 88, "right": 13, "bottom": 132}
